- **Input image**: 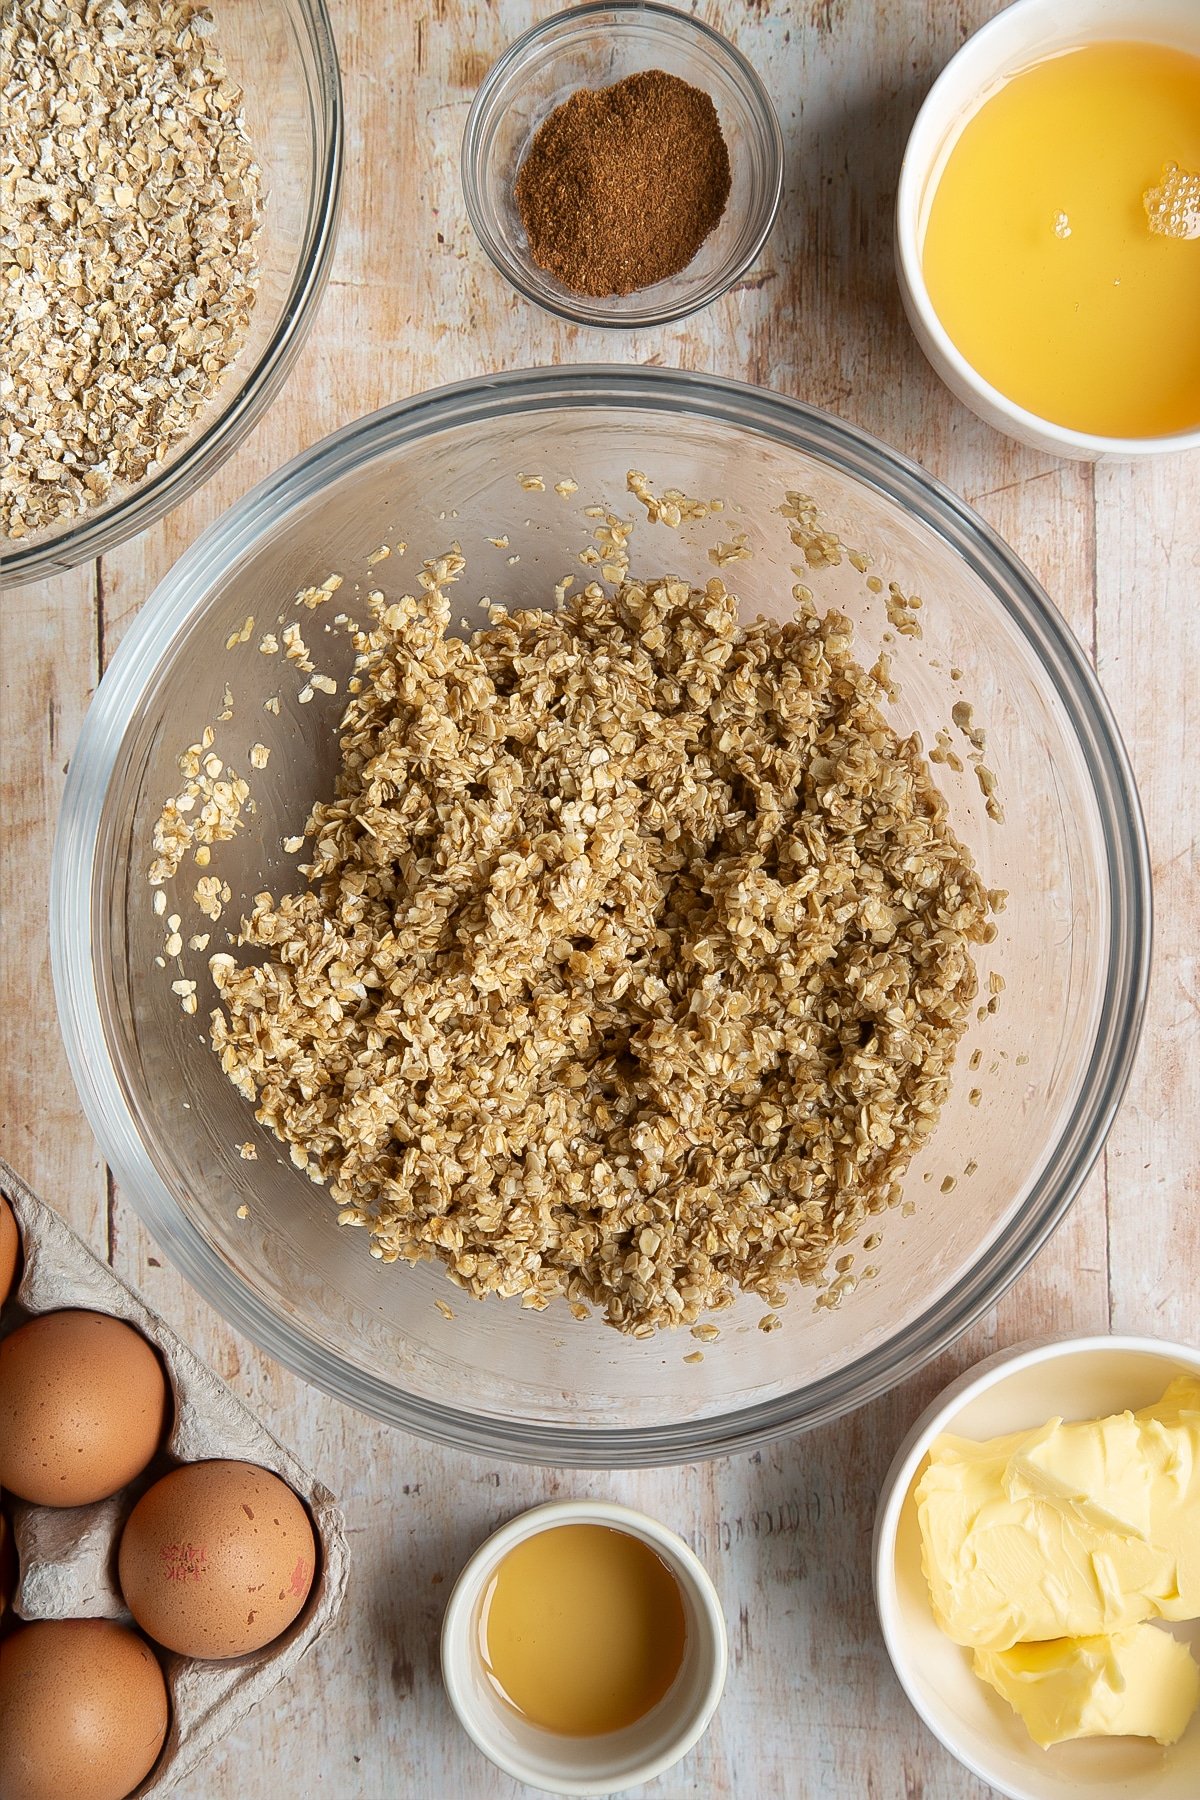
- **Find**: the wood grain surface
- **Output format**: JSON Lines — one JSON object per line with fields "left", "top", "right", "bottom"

{"left": 2, "top": 2, "right": 1198, "bottom": 1796}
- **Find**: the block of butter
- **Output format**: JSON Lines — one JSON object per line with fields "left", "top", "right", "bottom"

{"left": 974, "top": 1622, "right": 1200, "bottom": 1748}
{"left": 916, "top": 1375, "right": 1200, "bottom": 1650}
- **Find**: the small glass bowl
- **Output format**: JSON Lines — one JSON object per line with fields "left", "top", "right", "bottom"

{"left": 461, "top": 1, "right": 783, "bottom": 328}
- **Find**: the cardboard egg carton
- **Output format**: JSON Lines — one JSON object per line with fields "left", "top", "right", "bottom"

{"left": 0, "top": 1159, "right": 349, "bottom": 1796}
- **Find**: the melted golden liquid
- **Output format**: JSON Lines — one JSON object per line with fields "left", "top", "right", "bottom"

{"left": 922, "top": 42, "right": 1200, "bottom": 436}
{"left": 479, "top": 1524, "right": 688, "bottom": 1736}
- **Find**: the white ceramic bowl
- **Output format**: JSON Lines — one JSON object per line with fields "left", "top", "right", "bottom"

{"left": 874, "top": 1334, "right": 1200, "bottom": 1800}
{"left": 895, "top": 0, "right": 1200, "bottom": 460}
{"left": 440, "top": 1499, "right": 728, "bottom": 1795}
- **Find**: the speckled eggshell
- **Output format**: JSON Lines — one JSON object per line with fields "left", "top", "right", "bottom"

{"left": 0, "top": 1310, "right": 170, "bottom": 1507}
{"left": 0, "top": 1618, "right": 169, "bottom": 1800}
{"left": 0, "top": 1193, "right": 18, "bottom": 1303}
{"left": 118, "top": 1460, "right": 317, "bottom": 1660}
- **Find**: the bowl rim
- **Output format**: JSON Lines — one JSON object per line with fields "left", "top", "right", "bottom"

{"left": 459, "top": 0, "right": 784, "bottom": 329}
{"left": 894, "top": 0, "right": 1200, "bottom": 458}
{"left": 1, "top": 0, "right": 345, "bottom": 590}
{"left": 50, "top": 363, "right": 1153, "bottom": 1466}
{"left": 439, "top": 1497, "right": 728, "bottom": 1794}
{"left": 871, "top": 1332, "right": 1200, "bottom": 1800}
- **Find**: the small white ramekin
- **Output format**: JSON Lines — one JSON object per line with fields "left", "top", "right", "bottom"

{"left": 440, "top": 1499, "right": 728, "bottom": 1796}
{"left": 895, "top": 0, "right": 1200, "bottom": 460}
{"left": 874, "top": 1334, "right": 1200, "bottom": 1800}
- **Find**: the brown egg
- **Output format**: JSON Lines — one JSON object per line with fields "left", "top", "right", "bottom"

{"left": 119, "top": 1459, "right": 317, "bottom": 1659}
{"left": 0, "top": 1310, "right": 170, "bottom": 1507}
{"left": 0, "top": 1618, "right": 169, "bottom": 1800}
{"left": 0, "top": 1193, "right": 18, "bottom": 1304}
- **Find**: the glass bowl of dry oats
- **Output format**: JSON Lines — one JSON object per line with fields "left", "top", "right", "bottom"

{"left": 1, "top": 0, "right": 342, "bottom": 587}
{"left": 51, "top": 366, "right": 1149, "bottom": 1465}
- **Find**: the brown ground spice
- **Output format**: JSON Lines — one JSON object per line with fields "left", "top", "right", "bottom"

{"left": 514, "top": 69, "right": 731, "bottom": 298}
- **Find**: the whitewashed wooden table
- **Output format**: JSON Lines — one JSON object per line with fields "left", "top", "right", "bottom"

{"left": 2, "top": 2, "right": 1198, "bottom": 1795}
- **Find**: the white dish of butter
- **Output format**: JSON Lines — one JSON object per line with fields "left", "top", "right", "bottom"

{"left": 874, "top": 1336, "right": 1200, "bottom": 1800}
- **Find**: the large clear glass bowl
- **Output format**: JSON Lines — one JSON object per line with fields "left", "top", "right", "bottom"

{"left": 3, "top": 0, "right": 342, "bottom": 589}
{"left": 51, "top": 368, "right": 1150, "bottom": 1466}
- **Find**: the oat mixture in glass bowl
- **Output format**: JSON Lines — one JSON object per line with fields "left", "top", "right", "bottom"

{"left": 200, "top": 557, "right": 994, "bottom": 1337}
{"left": 52, "top": 367, "right": 1149, "bottom": 1466}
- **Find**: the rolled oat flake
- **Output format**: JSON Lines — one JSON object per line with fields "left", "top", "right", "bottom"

{"left": 514, "top": 68, "right": 731, "bottom": 298}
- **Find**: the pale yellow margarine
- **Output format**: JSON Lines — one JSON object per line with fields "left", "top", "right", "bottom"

{"left": 915, "top": 1375, "right": 1200, "bottom": 1651}
{"left": 974, "top": 1623, "right": 1200, "bottom": 1749}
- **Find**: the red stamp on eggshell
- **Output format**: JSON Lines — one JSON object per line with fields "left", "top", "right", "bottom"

{"left": 160, "top": 1540, "right": 209, "bottom": 1581}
